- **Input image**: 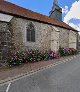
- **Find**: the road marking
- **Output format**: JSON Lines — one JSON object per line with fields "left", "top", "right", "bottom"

{"left": 63, "top": 60, "right": 66, "bottom": 63}
{"left": 6, "top": 82, "right": 11, "bottom": 92}
{"left": 71, "top": 57, "right": 74, "bottom": 59}
{"left": 65, "top": 59, "right": 68, "bottom": 61}
{"left": 69, "top": 58, "right": 72, "bottom": 61}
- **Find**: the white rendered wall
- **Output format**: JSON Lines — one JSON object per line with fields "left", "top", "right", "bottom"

{"left": 0, "top": 13, "right": 13, "bottom": 22}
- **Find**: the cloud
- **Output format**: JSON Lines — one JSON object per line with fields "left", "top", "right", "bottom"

{"left": 64, "top": 0, "right": 80, "bottom": 23}
{"left": 62, "top": 6, "right": 68, "bottom": 14}
{"left": 63, "top": 0, "right": 80, "bottom": 33}
{"left": 69, "top": 23, "right": 80, "bottom": 31}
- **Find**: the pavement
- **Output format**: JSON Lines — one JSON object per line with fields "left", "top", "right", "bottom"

{"left": 0, "top": 54, "right": 80, "bottom": 92}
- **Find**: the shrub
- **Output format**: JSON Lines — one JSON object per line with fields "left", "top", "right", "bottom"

{"left": 8, "top": 49, "right": 53, "bottom": 66}
{"left": 54, "top": 52, "right": 60, "bottom": 59}
{"left": 58, "top": 47, "right": 78, "bottom": 56}
{"left": 8, "top": 48, "right": 78, "bottom": 67}
{"left": 58, "top": 47, "right": 64, "bottom": 56}
{"left": 8, "top": 51, "right": 27, "bottom": 66}
{"left": 26, "top": 49, "right": 42, "bottom": 62}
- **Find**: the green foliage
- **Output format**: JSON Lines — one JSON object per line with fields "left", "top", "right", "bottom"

{"left": 58, "top": 47, "right": 78, "bottom": 57}
{"left": 58, "top": 47, "right": 64, "bottom": 56}
{"left": 8, "top": 49, "right": 55, "bottom": 67}
{"left": 8, "top": 48, "right": 78, "bottom": 67}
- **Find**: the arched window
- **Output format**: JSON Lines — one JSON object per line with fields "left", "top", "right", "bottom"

{"left": 27, "top": 22, "right": 35, "bottom": 42}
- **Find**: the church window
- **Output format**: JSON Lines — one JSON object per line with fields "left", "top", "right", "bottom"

{"left": 27, "top": 22, "right": 35, "bottom": 42}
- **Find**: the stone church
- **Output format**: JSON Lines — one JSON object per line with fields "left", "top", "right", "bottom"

{"left": 0, "top": 0, "right": 78, "bottom": 61}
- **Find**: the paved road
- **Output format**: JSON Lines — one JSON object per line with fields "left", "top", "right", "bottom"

{"left": 0, "top": 55, "right": 80, "bottom": 92}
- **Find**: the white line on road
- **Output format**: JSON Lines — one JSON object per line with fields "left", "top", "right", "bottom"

{"left": 6, "top": 82, "right": 11, "bottom": 92}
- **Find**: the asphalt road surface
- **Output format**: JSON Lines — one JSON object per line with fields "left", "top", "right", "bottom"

{"left": 0, "top": 55, "right": 80, "bottom": 92}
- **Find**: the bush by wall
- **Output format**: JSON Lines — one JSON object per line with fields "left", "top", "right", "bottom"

{"left": 8, "top": 48, "right": 78, "bottom": 67}
{"left": 8, "top": 49, "right": 59, "bottom": 67}
{"left": 58, "top": 47, "right": 78, "bottom": 56}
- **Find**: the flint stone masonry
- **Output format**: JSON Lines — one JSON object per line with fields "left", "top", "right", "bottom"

{"left": 78, "top": 35, "right": 80, "bottom": 50}
{"left": 0, "top": 22, "right": 12, "bottom": 62}
{"left": 10, "top": 17, "right": 52, "bottom": 51}
{"left": 58, "top": 27, "right": 69, "bottom": 48}
{"left": 57, "top": 27, "right": 77, "bottom": 49}
{"left": 10, "top": 17, "right": 77, "bottom": 52}
{"left": 51, "top": 26, "right": 59, "bottom": 51}
{"left": 69, "top": 30, "right": 77, "bottom": 49}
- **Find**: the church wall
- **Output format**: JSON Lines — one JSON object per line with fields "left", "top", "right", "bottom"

{"left": 10, "top": 16, "right": 77, "bottom": 53}
{"left": 10, "top": 17, "right": 52, "bottom": 51}
{"left": 0, "top": 21, "right": 12, "bottom": 63}
{"left": 69, "top": 30, "right": 77, "bottom": 49}
{"left": 37, "top": 23, "right": 51, "bottom": 51}
{"left": 10, "top": 17, "right": 24, "bottom": 51}
{"left": 56, "top": 27, "right": 77, "bottom": 49}
{"left": 78, "top": 34, "right": 80, "bottom": 51}
{"left": 51, "top": 26, "right": 59, "bottom": 52}
{"left": 57, "top": 27, "right": 69, "bottom": 48}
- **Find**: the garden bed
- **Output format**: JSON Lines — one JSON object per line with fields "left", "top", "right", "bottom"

{"left": 8, "top": 48, "right": 78, "bottom": 67}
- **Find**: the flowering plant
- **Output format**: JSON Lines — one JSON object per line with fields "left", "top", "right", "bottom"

{"left": 54, "top": 52, "right": 60, "bottom": 59}
{"left": 59, "top": 47, "right": 78, "bottom": 56}
{"left": 8, "top": 51, "right": 27, "bottom": 66}
{"left": 8, "top": 48, "right": 78, "bottom": 67}
{"left": 8, "top": 49, "right": 55, "bottom": 66}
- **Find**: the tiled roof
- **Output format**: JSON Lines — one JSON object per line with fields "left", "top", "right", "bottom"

{"left": 0, "top": 1, "right": 78, "bottom": 32}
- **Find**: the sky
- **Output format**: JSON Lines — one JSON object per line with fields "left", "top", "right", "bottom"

{"left": 5, "top": 0, "right": 80, "bottom": 33}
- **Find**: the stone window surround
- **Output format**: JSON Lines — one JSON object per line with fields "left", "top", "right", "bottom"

{"left": 26, "top": 22, "right": 35, "bottom": 42}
